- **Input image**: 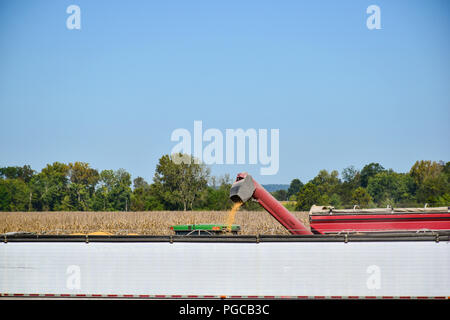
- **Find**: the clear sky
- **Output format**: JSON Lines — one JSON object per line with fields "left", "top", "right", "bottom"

{"left": 1, "top": 0, "right": 449, "bottom": 184}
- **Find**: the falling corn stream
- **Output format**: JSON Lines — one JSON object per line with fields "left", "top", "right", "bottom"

{"left": 226, "top": 201, "right": 243, "bottom": 232}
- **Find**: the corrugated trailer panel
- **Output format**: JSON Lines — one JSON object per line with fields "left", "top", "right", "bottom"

{"left": 1, "top": 241, "right": 449, "bottom": 297}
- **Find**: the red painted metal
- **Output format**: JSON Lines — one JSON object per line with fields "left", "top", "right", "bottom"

{"left": 233, "top": 173, "right": 313, "bottom": 235}
{"left": 233, "top": 172, "right": 450, "bottom": 235}
{"left": 310, "top": 212, "right": 450, "bottom": 234}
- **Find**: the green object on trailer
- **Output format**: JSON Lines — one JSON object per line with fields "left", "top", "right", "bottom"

{"left": 169, "top": 224, "right": 241, "bottom": 236}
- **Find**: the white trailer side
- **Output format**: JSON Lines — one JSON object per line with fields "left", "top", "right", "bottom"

{"left": 1, "top": 236, "right": 449, "bottom": 298}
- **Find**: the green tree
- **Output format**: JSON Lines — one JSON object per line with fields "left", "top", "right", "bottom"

{"left": 329, "top": 193, "right": 342, "bottom": 208}
{"left": 351, "top": 187, "right": 372, "bottom": 207}
{"left": 91, "top": 170, "right": 115, "bottom": 211}
{"left": 287, "top": 179, "right": 303, "bottom": 199}
{"left": 133, "top": 177, "right": 148, "bottom": 189}
{"left": 360, "top": 163, "right": 385, "bottom": 188}
{"left": 200, "top": 174, "right": 234, "bottom": 211}
{"left": 31, "top": 162, "right": 70, "bottom": 211}
{"left": 409, "top": 160, "right": 449, "bottom": 204}
{"left": 435, "top": 193, "right": 450, "bottom": 206}
{"left": 202, "top": 186, "right": 233, "bottom": 210}
{"left": 272, "top": 189, "right": 288, "bottom": 201}
{"left": 111, "top": 169, "right": 132, "bottom": 211}
{"left": 415, "top": 174, "right": 448, "bottom": 204}
{"left": 0, "top": 165, "right": 35, "bottom": 183}
{"left": 342, "top": 165, "right": 358, "bottom": 183}
{"left": 337, "top": 166, "right": 361, "bottom": 205}
{"left": 153, "top": 154, "right": 210, "bottom": 211}
{"left": 311, "top": 169, "right": 340, "bottom": 195}
{"left": 91, "top": 169, "right": 132, "bottom": 211}
{"left": 66, "top": 162, "right": 99, "bottom": 211}
{"left": 0, "top": 179, "right": 30, "bottom": 211}
{"left": 130, "top": 177, "right": 164, "bottom": 211}
{"left": 296, "top": 182, "right": 320, "bottom": 211}
{"left": 131, "top": 177, "right": 149, "bottom": 211}
{"left": 367, "top": 170, "right": 414, "bottom": 204}
{"left": 410, "top": 160, "right": 443, "bottom": 186}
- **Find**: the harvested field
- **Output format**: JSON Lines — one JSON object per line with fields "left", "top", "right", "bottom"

{"left": 0, "top": 211, "right": 310, "bottom": 235}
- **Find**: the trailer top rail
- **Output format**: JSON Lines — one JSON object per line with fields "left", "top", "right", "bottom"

{"left": 2, "top": 231, "right": 449, "bottom": 243}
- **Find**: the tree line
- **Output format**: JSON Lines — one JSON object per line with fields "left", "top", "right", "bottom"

{"left": 0, "top": 154, "right": 236, "bottom": 212}
{"left": 272, "top": 160, "right": 449, "bottom": 211}
{"left": 0, "top": 155, "right": 448, "bottom": 212}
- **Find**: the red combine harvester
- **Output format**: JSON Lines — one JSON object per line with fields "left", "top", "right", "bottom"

{"left": 230, "top": 172, "right": 450, "bottom": 235}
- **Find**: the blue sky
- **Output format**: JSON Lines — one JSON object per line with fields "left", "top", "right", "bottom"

{"left": 0, "top": 0, "right": 449, "bottom": 184}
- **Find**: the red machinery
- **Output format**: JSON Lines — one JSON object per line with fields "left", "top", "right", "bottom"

{"left": 229, "top": 172, "right": 450, "bottom": 235}
{"left": 230, "top": 172, "right": 312, "bottom": 235}
{"left": 309, "top": 207, "right": 450, "bottom": 234}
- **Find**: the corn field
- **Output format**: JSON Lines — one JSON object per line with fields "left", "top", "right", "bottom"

{"left": 0, "top": 211, "right": 310, "bottom": 235}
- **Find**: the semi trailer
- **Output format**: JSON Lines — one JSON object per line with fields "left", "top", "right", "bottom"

{"left": 0, "top": 172, "right": 449, "bottom": 299}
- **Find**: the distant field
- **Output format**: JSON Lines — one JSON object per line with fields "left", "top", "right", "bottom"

{"left": 0, "top": 211, "right": 310, "bottom": 235}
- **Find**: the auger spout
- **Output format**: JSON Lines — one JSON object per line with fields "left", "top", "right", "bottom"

{"left": 230, "top": 172, "right": 313, "bottom": 235}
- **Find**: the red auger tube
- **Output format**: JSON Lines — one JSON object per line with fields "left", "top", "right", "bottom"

{"left": 230, "top": 172, "right": 313, "bottom": 235}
